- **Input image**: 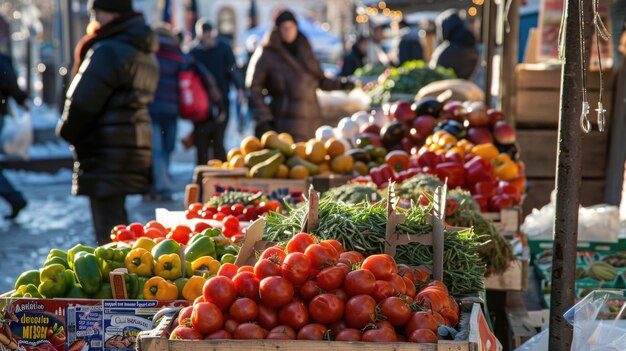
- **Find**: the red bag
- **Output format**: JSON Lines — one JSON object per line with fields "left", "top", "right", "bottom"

{"left": 156, "top": 51, "right": 210, "bottom": 122}
{"left": 178, "top": 70, "right": 209, "bottom": 122}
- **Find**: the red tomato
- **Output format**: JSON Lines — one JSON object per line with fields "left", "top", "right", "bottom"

{"left": 318, "top": 241, "right": 339, "bottom": 260}
{"left": 193, "top": 296, "right": 205, "bottom": 304}
{"left": 202, "top": 276, "right": 236, "bottom": 311}
{"left": 115, "top": 229, "right": 133, "bottom": 241}
{"left": 177, "top": 306, "right": 193, "bottom": 328}
{"left": 233, "top": 323, "right": 267, "bottom": 339}
{"left": 230, "top": 203, "right": 244, "bottom": 216}
{"left": 328, "top": 320, "right": 348, "bottom": 337}
{"left": 222, "top": 226, "right": 238, "bottom": 238}
{"left": 397, "top": 266, "right": 416, "bottom": 283}
{"left": 405, "top": 311, "right": 438, "bottom": 335}
{"left": 170, "top": 326, "right": 203, "bottom": 340}
{"left": 308, "top": 293, "right": 344, "bottom": 324}
{"left": 218, "top": 263, "right": 239, "bottom": 279}
{"left": 296, "top": 324, "right": 327, "bottom": 340}
{"left": 416, "top": 287, "right": 450, "bottom": 312}
{"left": 191, "top": 302, "right": 223, "bottom": 335}
{"left": 171, "top": 225, "right": 192, "bottom": 244}
{"left": 343, "top": 269, "right": 376, "bottom": 296}
{"left": 194, "top": 222, "right": 212, "bottom": 233}
{"left": 224, "top": 319, "right": 239, "bottom": 335}
{"left": 408, "top": 329, "right": 439, "bottom": 343}
{"left": 257, "top": 305, "right": 279, "bottom": 330}
{"left": 404, "top": 277, "right": 417, "bottom": 297}
{"left": 380, "top": 297, "right": 411, "bottom": 326}
{"left": 259, "top": 276, "right": 294, "bottom": 308}
{"left": 315, "top": 266, "right": 347, "bottom": 290}
{"left": 298, "top": 280, "right": 320, "bottom": 301}
{"left": 232, "top": 272, "right": 260, "bottom": 301}
{"left": 335, "top": 328, "right": 362, "bottom": 341}
{"left": 259, "top": 246, "right": 287, "bottom": 264}
{"left": 304, "top": 244, "right": 337, "bottom": 269}
{"left": 205, "top": 330, "right": 233, "bottom": 340}
{"left": 266, "top": 200, "right": 282, "bottom": 212}
{"left": 188, "top": 202, "right": 203, "bottom": 212}
{"left": 218, "top": 205, "right": 232, "bottom": 215}
{"left": 281, "top": 253, "right": 312, "bottom": 285}
{"left": 243, "top": 206, "right": 258, "bottom": 221}
{"left": 145, "top": 220, "right": 167, "bottom": 234}
{"left": 430, "top": 311, "right": 447, "bottom": 326}
{"left": 427, "top": 280, "right": 449, "bottom": 294}
{"left": 362, "top": 327, "right": 398, "bottom": 342}
{"left": 278, "top": 301, "right": 309, "bottom": 330}
{"left": 362, "top": 254, "right": 396, "bottom": 280}
{"left": 372, "top": 280, "right": 395, "bottom": 302}
{"left": 231, "top": 234, "right": 245, "bottom": 244}
{"left": 439, "top": 307, "right": 459, "bottom": 327}
{"left": 237, "top": 266, "right": 254, "bottom": 273}
{"left": 213, "top": 212, "right": 226, "bottom": 221}
{"left": 286, "top": 232, "right": 315, "bottom": 253}
{"left": 257, "top": 201, "right": 269, "bottom": 214}
{"left": 345, "top": 295, "right": 377, "bottom": 329}
{"left": 267, "top": 326, "right": 296, "bottom": 340}
{"left": 228, "top": 298, "right": 258, "bottom": 323}
{"left": 375, "top": 320, "right": 395, "bottom": 331}
{"left": 254, "top": 259, "right": 282, "bottom": 280}
{"left": 329, "top": 288, "right": 349, "bottom": 303}
{"left": 144, "top": 228, "right": 164, "bottom": 239}
{"left": 320, "top": 239, "right": 343, "bottom": 254}
{"left": 388, "top": 274, "right": 407, "bottom": 295}
{"left": 222, "top": 215, "right": 239, "bottom": 230}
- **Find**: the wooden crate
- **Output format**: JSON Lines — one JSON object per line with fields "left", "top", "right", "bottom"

{"left": 517, "top": 129, "right": 608, "bottom": 178}
{"left": 482, "top": 207, "right": 522, "bottom": 235}
{"left": 484, "top": 259, "right": 529, "bottom": 292}
{"left": 522, "top": 178, "right": 605, "bottom": 214}
{"left": 515, "top": 64, "right": 613, "bottom": 127}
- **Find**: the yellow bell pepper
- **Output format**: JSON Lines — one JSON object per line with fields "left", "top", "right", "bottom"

{"left": 143, "top": 276, "right": 178, "bottom": 301}
{"left": 124, "top": 248, "right": 154, "bottom": 277}
{"left": 133, "top": 237, "right": 156, "bottom": 251}
{"left": 155, "top": 254, "right": 182, "bottom": 280}
{"left": 493, "top": 153, "right": 519, "bottom": 181}
{"left": 191, "top": 257, "right": 221, "bottom": 275}
{"left": 471, "top": 143, "right": 499, "bottom": 162}
{"left": 182, "top": 276, "right": 206, "bottom": 301}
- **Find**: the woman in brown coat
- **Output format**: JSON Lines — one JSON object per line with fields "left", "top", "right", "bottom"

{"left": 246, "top": 10, "right": 353, "bottom": 141}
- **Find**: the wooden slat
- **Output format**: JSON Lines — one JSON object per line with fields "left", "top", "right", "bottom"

{"left": 515, "top": 90, "right": 612, "bottom": 127}
{"left": 516, "top": 64, "right": 614, "bottom": 90}
{"left": 523, "top": 178, "right": 605, "bottom": 214}
{"left": 484, "top": 259, "right": 529, "bottom": 291}
{"left": 504, "top": 292, "right": 538, "bottom": 349}
{"left": 517, "top": 130, "right": 608, "bottom": 178}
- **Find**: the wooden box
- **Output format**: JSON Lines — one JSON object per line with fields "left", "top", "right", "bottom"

{"left": 484, "top": 259, "right": 529, "bottom": 292}
{"left": 482, "top": 207, "right": 522, "bottom": 236}
{"left": 515, "top": 64, "right": 613, "bottom": 127}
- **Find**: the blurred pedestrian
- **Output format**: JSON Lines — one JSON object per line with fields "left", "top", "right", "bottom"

{"left": 0, "top": 52, "right": 28, "bottom": 219}
{"left": 339, "top": 35, "right": 368, "bottom": 77}
{"left": 57, "top": 0, "right": 158, "bottom": 245}
{"left": 247, "top": 10, "right": 354, "bottom": 141}
{"left": 429, "top": 9, "right": 479, "bottom": 80}
{"left": 368, "top": 24, "right": 392, "bottom": 66}
{"left": 397, "top": 19, "right": 424, "bottom": 65}
{"left": 189, "top": 19, "right": 243, "bottom": 161}
{"left": 147, "top": 25, "right": 183, "bottom": 201}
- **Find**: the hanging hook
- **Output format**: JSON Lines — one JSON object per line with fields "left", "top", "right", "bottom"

{"left": 596, "top": 102, "right": 606, "bottom": 132}
{"left": 580, "top": 101, "right": 591, "bottom": 133}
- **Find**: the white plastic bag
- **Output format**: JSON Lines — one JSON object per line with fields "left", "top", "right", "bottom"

{"left": 1, "top": 98, "right": 33, "bottom": 159}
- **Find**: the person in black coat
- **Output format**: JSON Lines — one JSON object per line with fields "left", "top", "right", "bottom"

{"left": 0, "top": 52, "right": 29, "bottom": 219}
{"left": 57, "top": 0, "right": 159, "bottom": 244}
{"left": 429, "top": 10, "right": 479, "bottom": 80}
{"left": 397, "top": 19, "right": 424, "bottom": 65}
{"left": 339, "top": 35, "right": 367, "bottom": 77}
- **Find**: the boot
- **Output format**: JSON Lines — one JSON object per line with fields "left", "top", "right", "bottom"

{"left": 2, "top": 192, "right": 27, "bottom": 219}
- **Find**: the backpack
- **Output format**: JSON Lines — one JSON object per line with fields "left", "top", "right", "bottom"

{"left": 156, "top": 51, "right": 210, "bottom": 122}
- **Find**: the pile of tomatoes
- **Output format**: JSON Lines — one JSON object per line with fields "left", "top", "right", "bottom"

{"left": 185, "top": 201, "right": 283, "bottom": 223}
{"left": 110, "top": 219, "right": 244, "bottom": 245}
{"left": 170, "top": 232, "right": 460, "bottom": 343}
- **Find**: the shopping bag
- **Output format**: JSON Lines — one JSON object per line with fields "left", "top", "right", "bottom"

{"left": 179, "top": 70, "right": 210, "bottom": 123}
{"left": 0, "top": 98, "right": 33, "bottom": 159}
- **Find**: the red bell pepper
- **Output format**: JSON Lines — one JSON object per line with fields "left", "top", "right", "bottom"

{"left": 405, "top": 167, "right": 421, "bottom": 179}
{"left": 409, "top": 156, "right": 420, "bottom": 169}
{"left": 444, "top": 150, "right": 464, "bottom": 165}
{"left": 472, "top": 194, "right": 488, "bottom": 212}
{"left": 464, "top": 156, "right": 495, "bottom": 185}
{"left": 472, "top": 181, "right": 497, "bottom": 198}
{"left": 417, "top": 150, "right": 439, "bottom": 169}
{"left": 420, "top": 166, "right": 436, "bottom": 175}
{"left": 369, "top": 167, "right": 386, "bottom": 187}
{"left": 488, "top": 194, "right": 514, "bottom": 212}
{"left": 497, "top": 182, "right": 521, "bottom": 205}
{"left": 378, "top": 164, "right": 396, "bottom": 183}
{"left": 435, "top": 162, "right": 466, "bottom": 189}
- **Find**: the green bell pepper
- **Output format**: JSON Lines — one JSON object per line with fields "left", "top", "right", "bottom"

{"left": 220, "top": 254, "right": 237, "bottom": 264}
{"left": 74, "top": 252, "right": 102, "bottom": 295}
{"left": 67, "top": 244, "right": 95, "bottom": 269}
{"left": 188, "top": 228, "right": 222, "bottom": 246}
{"left": 12, "top": 284, "right": 43, "bottom": 298}
{"left": 125, "top": 273, "right": 139, "bottom": 299}
{"left": 48, "top": 249, "right": 68, "bottom": 261}
{"left": 184, "top": 236, "right": 216, "bottom": 263}
{"left": 66, "top": 285, "right": 89, "bottom": 298}
{"left": 44, "top": 249, "right": 70, "bottom": 269}
{"left": 91, "top": 283, "right": 112, "bottom": 299}
{"left": 95, "top": 247, "right": 131, "bottom": 282}
{"left": 38, "top": 264, "right": 68, "bottom": 298}
{"left": 173, "top": 277, "right": 188, "bottom": 300}
{"left": 14, "top": 270, "right": 41, "bottom": 290}
{"left": 151, "top": 239, "right": 181, "bottom": 261}
{"left": 136, "top": 277, "right": 148, "bottom": 300}
{"left": 216, "top": 245, "right": 238, "bottom": 259}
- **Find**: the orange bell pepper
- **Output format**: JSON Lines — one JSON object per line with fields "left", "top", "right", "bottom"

{"left": 471, "top": 143, "right": 499, "bottom": 162}
{"left": 493, "top": 154, "right": 519, "bottom": 181}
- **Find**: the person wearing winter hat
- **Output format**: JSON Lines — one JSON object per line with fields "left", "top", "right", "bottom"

{"left": 58, "top": 0, "right": 159, "bottom": 244}
{"left": 246, "top": 9, "right": 355, "bottom": 141}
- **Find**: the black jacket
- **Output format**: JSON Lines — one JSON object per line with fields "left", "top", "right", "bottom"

{"left": 339, "top": 46, "right": 365, "bottom": 77}
{"left": 149, "top": 32, "right": 183, "bottom": 117}
{"left": 0, "top": 54, "right": 27, "bottom": 117}
{"left": 57, "top": 15, "right": 159, "bottom": 197}
{"left": 190, "top": 41, "right": 241, "bottom": 99}
{"left": 430, "top": 10, "right": 479, "bottom": 80}
{"left": 398, "top": 27, "right": 424, "bottom": 65}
